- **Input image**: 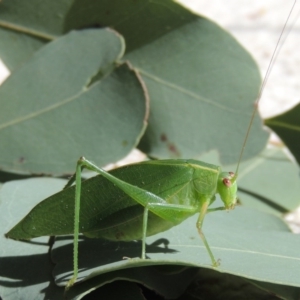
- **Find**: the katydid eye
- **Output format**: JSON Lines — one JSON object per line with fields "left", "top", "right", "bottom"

{"left": 223, "top": 178, "right": 231, "bottom": 187}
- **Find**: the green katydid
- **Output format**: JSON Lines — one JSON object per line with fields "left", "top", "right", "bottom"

{"left": 5, "top": 1, "right": 297, "bottom": 291}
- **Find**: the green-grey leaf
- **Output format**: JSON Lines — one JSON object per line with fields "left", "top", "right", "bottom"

{"left": 0, "top": 0, "right": 72, "bottom": 70}
{"left": 177, "top": 269, "right": 295, "bottom": 300}
{"left": 0, "top": 0, "right": 71, "bottom": 36}
{"left": 0, "top": 0, "right": 196, "bottom": 70}
{"left": 0, "top": 178, "right": 65, "bottom": 299}
{"left": 0, "top": 29, "right": 45, "bottom": 71}
{"left": 249, "top": 279, "right": 300, "bottom": 300}
{"left": 0, "top": 0, "right": 267, "bottom": 166}
{"left": 64, "top": 0, "right": 196, "bottom": 53}
{"left": 0, "top": 29, "right": 149, "bottom": 174}
{"left": 125, "top": 17, "right": 267, "bottom": 164}
{"left": 265, "top": 103, "right": 300, "bottom": 166}
{"left": 69, "top": 281, "right": 145, "bottom": 300}
{"left": 2, "top": 177, "right": 300, "bottom": 298}
{"left": 237, "top": 147, "right": 300, "bottom": 215}
{"left": 51, "top": 207, "right": 300, "bottom": 289}
{"left": 64, "top": 267, "right": 198, "bottom": 299}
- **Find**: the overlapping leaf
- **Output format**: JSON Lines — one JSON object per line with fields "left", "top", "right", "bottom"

{"left": 235, "top": 147, "right": 300, "bottom": 215}
{"left": 125, "top": 17, "right": 267, "bottom": 163}
{"left": 0, "top": 0, "right": 71, "bottom": 69}
{"left": 0, "top": 178, "right": 65, "bottom": 299}
{"left": 265, "top": 103, "right": 300, "bottom": 165}
{"left": 0, "top": 29, "right": 148, "bottom": 174}
{"left": 52, "top": 207, "right": 300, "bottom": 289}
{"left": 1, "top": 177, "right": 300, "bottom": 299}
{"left": 0, "top": 0, "right": 268, "bottom": 168}
{"left": 66, "top": 0, "right": 268, "bottom": 163}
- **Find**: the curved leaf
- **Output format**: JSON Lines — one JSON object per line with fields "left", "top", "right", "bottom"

{"left": 64, "top": 267, "right": 198, "bottom": 300}
{"left": 177, "top": 269, "right": 297, "bottom": 300}
{"left": 237, "top": 147, "right": 300, "bottom": 215}
{"left": 0, "top": 0, "right": 267, "bottom": 166}
{"left": 0, "top": 29, "right": 149, "bottom": 174}
{"left": 250, "top": 280, "right": 300, "bottom": 300}
{"left": 0, "top": 178, "right": 65, "bottom": 299}
{"left": 0, "top": 0, "right": 70, "bottom": 36}
{"left": 0, "top": 0, "right": 196, "bottom": 69}
{"left": 126, "top": 17, "right": 267, "bottom": 163}
{"left": 64, "top": 0, "right": 196, "bottom": 53}
{"left": 2, "top": 177, "right": 300, "bottom": 298}
{"left": 0, "top": 29, "right": 44, "bottom": 71}
{"left": 265, "top": 103, "right": 300, "bottom": 166}
{"left": 51, "top": 207, "right": 300, "bottom": 288}
{"left": 70, "top": 281, "right": 146, "bottom": 300}
{"left": 0, "top": 0, "right": 72, "bottom": 70}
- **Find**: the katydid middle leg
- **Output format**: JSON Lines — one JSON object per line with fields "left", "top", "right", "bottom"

{"left": 141, "top": 202, "right": 198, "bottom": 258}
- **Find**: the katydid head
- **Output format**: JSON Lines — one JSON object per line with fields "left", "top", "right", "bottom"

{"left": 217, "top": 171, "right": 237, "bottom": 210}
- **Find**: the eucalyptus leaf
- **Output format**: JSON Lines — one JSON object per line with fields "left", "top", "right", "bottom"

{"left": 0, "top": 29, "right": 45, "bottom": 71}
{"left": 2, "top": 177, "right": 300, "bottom": 299}
{"left": 0, "top": 0, "right": 70, "bottom": 36}
{"left": 60, "top": 0, "right": 269, "bottom": 164}
{"left": 0, "top": 0, "right": 72, "bottom": 70}
{"left": 126, "top": 17, "right": 267, "bottom": 164}
{"left": 50, "top": 206, "right": 299, "bottom": 288}
{"left": 177, "top": 269, "right": 292, "bottom": 300}
{"left": 237, "top": 147, "right": 300, "bottom": 215}
{"left": 64, "top": 0, "right": 196, "bottom": 53}
{"left": 0, "top": 178, "right": 66, "bottom": 299}
{"left": 70, "top": 281, "right": 145, "bottom": 300}
{"left": 64, "top": 266, "right": 198, "bottom": 300}
{"left": 249, "top": 279, "right": 300, "bottom": 300}
{"left": 0, "top": 0, "right": 72, "bottom": 71}
{"left": 0, "top": 0, "right": 196, "bottom": 70}
{"left": 0, "top": 0, "right": 267, "bottom": 167}
{"left": 265, "top": 103, "right": 300, "bottom": 166}
{"left": 0, "top": 29, "right": 149, "bottom": 174}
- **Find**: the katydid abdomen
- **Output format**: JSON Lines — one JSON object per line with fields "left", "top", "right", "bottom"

{"left": 6, "top": 159, "right": 234, "bottom": 242}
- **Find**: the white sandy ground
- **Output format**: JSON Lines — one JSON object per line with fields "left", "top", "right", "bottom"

{"left": 0, "top": 1, "right": 299, "bottom": 230}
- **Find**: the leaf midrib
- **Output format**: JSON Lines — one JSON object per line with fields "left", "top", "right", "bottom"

{"left": 0, "top": 20, "right": 56, "bottom": 40}
{"left": 0, "top": 88, "right": 86, "bottom": 130}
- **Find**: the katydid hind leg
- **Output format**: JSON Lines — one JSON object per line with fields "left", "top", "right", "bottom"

{"left": 66, "top": 161, "right": 84, "bottom": 289}
{"left": 67, "top": 157, "right": 132, "bottom": 288}
{"left": 142, "top": 206, "right": 148, "bottom": 259}
{"left": 63, "top": 164, "right": 88, "bottom": 270}
{"left": 66, "top": 157, "right": 197, "bottom": 287}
